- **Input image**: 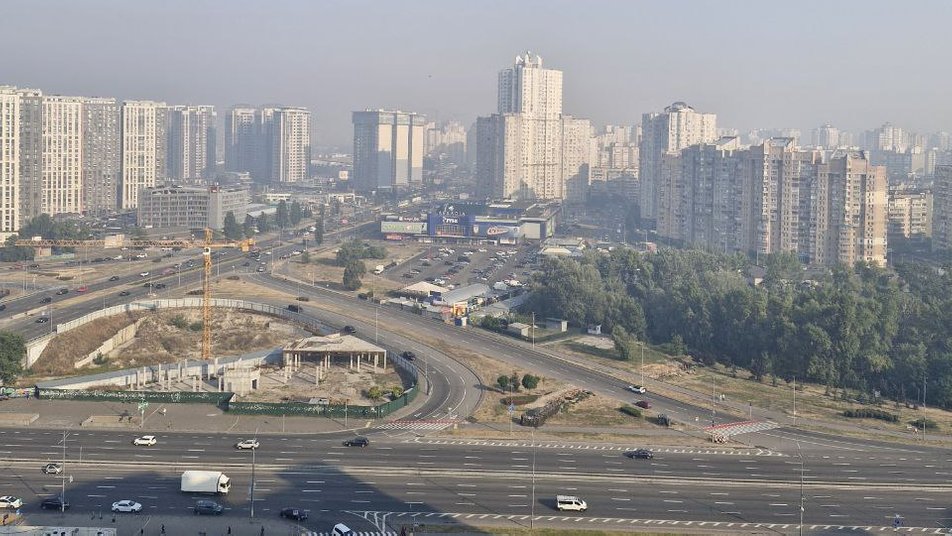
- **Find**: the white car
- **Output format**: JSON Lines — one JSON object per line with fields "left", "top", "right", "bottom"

{"left": 626, "top": 385, "right": 647, "bottom": 394}
{"left": 111, "top": 500, "right": 142, "bottom": 513}
{"left": 139, "top": 271, "right": 150, "bottom": 277}
{"left": 0, "top": 496, "right": 23, "bottom": 509}
{"left": 42, "top": 463, "right": 63, "bottom": 475}
{"left": 235, "top": 439, "right": 260, "bottom": 450}
{"left": 132, "top": 435, "right": 157, "bottom": 446}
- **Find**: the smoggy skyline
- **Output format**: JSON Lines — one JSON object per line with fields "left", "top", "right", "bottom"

{"left": 2, "top": 0, "right": 950, "bottom": 149}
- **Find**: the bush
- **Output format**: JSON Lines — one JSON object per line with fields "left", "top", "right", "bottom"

{"left": 496, "top": 375, "right": 510, "bottom": 391}
{"left": 500, "top": 395, "right": 538, "bottom": 406}
{"left": 92, "top": 353, "right": 108, "bottom": 366}
{"left": 188, "top": 321, "right": 203, "bottom": 332}
{"left": 910, "top": 417, "right": 938, "bottom": 430}
{"left": 169, "top": 315, "right": 189, "bottom": 329}
{"left": 842, "top": 408, "right": 898, "bottom": 422}
{"left": 619, "top": 405, "right": 642, "bottom": 418}
{"left": 521, "top": 374, "right": 540, "bottom": 390}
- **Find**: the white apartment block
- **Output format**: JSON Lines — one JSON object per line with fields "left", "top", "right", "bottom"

{"left": 137, "top": 184, "right": 249, "bottom": 230}
{"left": 40, "top": 95, "right": 84, "bottom": 215}
{"left": 352, "top": 110, "right": 425, "bottom": 192}
{"left": 561, "top": 115, "right": 593, "bottom": 203}
{"left": 640, "top": 102, "right": 717, "bottom": 222}
{"left": 497, "top": 52, "right": 562, "bottom": 117}
{"left": 888, "top": 189, "right": 931, "bottom": 240}
{"left": 82, "top": 97, "right": 120, "bottom": 214}
{"left": 120, "top": 100, "right": 167, "bottom": 209}
{"left": 0, "top": 87, "right": 19, "bottom": 238}
{"left": 933, "top": 165, "right": 952, "bottom": 253}
{"left": 168, "top": 105, "right": 216, "bottom": 180}
{"left": 271, "top": 107, "right": 310, "bottom": 183}
{"left": 811, "top": 124, "right": 841, "bottom": 149}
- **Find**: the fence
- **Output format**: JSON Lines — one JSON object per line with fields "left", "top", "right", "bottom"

{"left": 36, "top": 387, "right": 232, "bottom": 406}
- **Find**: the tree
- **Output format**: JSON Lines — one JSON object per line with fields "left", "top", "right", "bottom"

{"left": 342, "top": 259, "right": 366, "bottom": 291}
{"left": 222, "top": 211, "right": 242, "bottom": 241}
{"left": 496, "top": 375, "right": 510, "bottom": 391}
{"left": 366, "top": 386, "right": 383, "bottom": 401}
{"left": 301, "top": 251, "right": 310, "bottom": 264}
{"left": 0, "top": 332, "right": 26, "bottom": 384}
{"left": 242, "top": 214, "right": 256, "bottom": 238}
{"left": 289, "top": 201, "right": 303, "bottom": 226}
{"left": 276, "top": 200, "right": 290, "bottom": 229}
{"left": 611, "top": 326, "right": 636, "bottom": 361}
{"left": 257, "top": 213, "right": 271, "bottom": 233}
{"left": 313, "top": 218, "right": 324, "bottom": 246}
{"left": 521, "top": 374, "right": 540, "bottom": 390}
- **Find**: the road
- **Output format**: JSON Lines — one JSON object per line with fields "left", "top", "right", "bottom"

{"left": 1, "top": 429, "right": 951, "bottom": 533}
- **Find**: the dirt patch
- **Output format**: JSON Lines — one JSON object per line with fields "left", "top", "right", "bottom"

{"left": 238, "top": 365, "right": 404, "bottom": 405}
{"left": 33, "top": 310, "right": 149, "bottom": 375}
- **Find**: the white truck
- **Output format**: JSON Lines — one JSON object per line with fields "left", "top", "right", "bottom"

{"left": 373, "top": 264, "right": 385, "bottom": 275}
{"left": 181, "top": 470, "right": 230, "bottom": 494}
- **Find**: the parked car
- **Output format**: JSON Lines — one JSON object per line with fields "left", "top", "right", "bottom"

{"left": 42, "top": 463, "right": 62, "bottom": 475}
{"left": 111, "top": 500, "right": 143, "bottom": 513}
{"left": 343, "top": 436, "right": 369, "bottom": 447}
{"left": 40, "top": 496, "right": 68, "bottom": 510}
{"left": 235, "top": 439, "right": 260, "bottom": 450}
{"left": 624, "top": 448, "right": 654, "bottom": 459}
{"left": 133, "top": 435, "right": 157, "bottom": 446}
{"left": 279, "top": 507, "right": 308, "bottom": 521}
{"left": 635, "top": 400, "right": 652, "bottom": 409}
{"left": 0, "top": 496, "right": 23, "bottom": 509}
{"left": 193, "top": 500, "right": 224, "bottom": 515}
{"left": 342, "top": 325, "right": 356, "bottom": 334}
{"left": 626, "top": 385, "right": 646, "bottom": 394}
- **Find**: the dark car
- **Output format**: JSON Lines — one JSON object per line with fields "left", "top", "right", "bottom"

{"left": 343, "top": 436, "right": 369, "bottom": 447}
{"left": 56, "top": 288, "right": 68, "bottom": 295}
{"left": 401, "top": 351, "right": 416, "bottom": 361}
{"left": 40, "top": 496, "right": 69, "bottom": 510}
{"left": 35, "top": 317, "right": 49, "bottom": 324}
{"left": 109, "top": 275, "right": 121, "bottom": 281}
{"left": 119, "top": 290, "right": 130, "bottom": 296}
{"left": 635, "top": 400, "right": 652, "bottom": 409}
{"left": 279, "top": 507, "right": 308, "bottom": 521}
{"left": 40, "top": 296, "right": 52, "bottom": 304}
{"left": 342, "top": 325, "right": 356, "bottom": 334}
{"left": 153, "top": 283, "right": 167, "bottom": 289}
{"left": 624, "top": 448, "right": 654, "bottom": 459}
{"left": 193, "top": 500, "right": 224, "bottom": 515}
{"left": 0, "top": 304, "right": 5, "bottom": 311}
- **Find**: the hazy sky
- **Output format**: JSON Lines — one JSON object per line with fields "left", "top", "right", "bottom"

{"left": 3, "top": 0, "right": 950, "bottom": 149}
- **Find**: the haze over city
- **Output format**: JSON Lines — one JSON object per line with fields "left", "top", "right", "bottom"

{"left": 3, "top": 0, "right": 950, "bottom": 148}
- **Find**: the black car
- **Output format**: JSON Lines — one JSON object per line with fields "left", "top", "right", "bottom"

{"left": 193, "top": 500, "right": 224, "bottom": 515}
{"left": 109, "top": 275, "right": 120, "bottom": 281}
{"left": 401, "top": 351, "right": 416, "bottom": 361}
{"left": 119, "top": 291, "right": 130, "bottom": 296}
{"left": 35, "top": 317, "right": 49, "bottom": 324}
{"left": 153, "top": 283, "right": 167, "bottom": 289}
{"left": 343, "top": 436, "right": 369, "bottom": 447}
{"left": 624, "top": 448, "right": 654, "bottom": 459}
{"left": 279, "top": 507, "right": 308, "bottom": 521}
{"left": 0, "top": 304, "right": 5, "bottom": 311}
{"left": 342, "top": 325, "right": 356, "bottom": 334}
{"left": 40, "top": 496, "right": 69, "bottom": 510}
{"left": 56, "top": 288, "right": 68, "bottom": 295}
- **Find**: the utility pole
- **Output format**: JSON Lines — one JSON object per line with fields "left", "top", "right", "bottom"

{"left": 711, "top": 375, "right": 716, "bottom": 426}
{"left": 531, "top": 312, "right": 535, "bottom": 348}
{"left": 60, "top": 430, "right": 68, "bottom": 512}
{"left": 530, "top": 427, "right": 536, "bottom": 531}
{"left": 793, "top": 376, "right": 797, "bottom": 427}
{"left": 640, "top": 343, "right": 645, "bottom": 386}
{"left": 798, "top": 441, "right": 804, "bottom": 536}
{"left": 250, "top": 439, "right": 256, "bottom": 518}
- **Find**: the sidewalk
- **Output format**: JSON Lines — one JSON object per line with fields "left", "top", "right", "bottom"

{"left": 9, "top": 512, "right": 312, "bottom": 536}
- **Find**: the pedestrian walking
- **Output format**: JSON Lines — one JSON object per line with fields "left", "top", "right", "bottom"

{"left": 160, "top": 524, "right": 165, "bottom": 534}
{"left": 260, "top": 527, "right": 265, "bottom": 536}
{"left": 228, "top": 527, "right": 231, "bottom": 535}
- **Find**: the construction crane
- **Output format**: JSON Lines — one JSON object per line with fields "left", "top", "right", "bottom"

{"left": 16, "top": 230, "right": 254, "bottom": 362}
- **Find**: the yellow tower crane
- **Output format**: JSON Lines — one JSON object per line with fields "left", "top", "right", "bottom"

{"left": 17, "top": 230, "right": 254, "bottom": 362}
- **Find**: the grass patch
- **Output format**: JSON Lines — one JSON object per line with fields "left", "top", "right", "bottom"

{"left": 564, "top": 341, "right": 620, "bottom": 360}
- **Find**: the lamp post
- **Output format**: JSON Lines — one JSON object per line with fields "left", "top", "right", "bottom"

{"left": 640, "top": 342, "right": 645, "bottom": 386}
{"left": 530, "top": 428, "right": 536, "bottom": 531}
{"left": 250, "top": 425, "right": 259, "bottom": 518}
{"left": 798, "top": 441, "right": 804, "bottom": 536}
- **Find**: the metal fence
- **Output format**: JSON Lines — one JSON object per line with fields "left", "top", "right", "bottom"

{"left": 36, "top": 387, "right": 232, "bottom": 405}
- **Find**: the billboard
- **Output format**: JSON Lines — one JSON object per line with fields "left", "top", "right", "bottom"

{"left": 381, "top": 221, "right": 427, "bottom": 234}
{"left": 472, "top": 221, "right": 522, "bottom": 238}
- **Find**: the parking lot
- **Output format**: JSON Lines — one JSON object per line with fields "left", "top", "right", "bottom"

{"left": 385, "top": 243, "right": 538, "bottom": 290}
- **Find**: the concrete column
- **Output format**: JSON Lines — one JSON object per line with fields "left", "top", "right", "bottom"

{"left": 374, "top": 354, "right": 379, "bottom": 372}
{"left": 349, "top": 355, "right": 353, "bottom": 370}
{"left": 357, "top": 354, "right": 361, "bottom": 372}
{"left": 192, "top": 376, "right": 198, "bottom": 392}
{"left": 315, "top": 364, "right": 319, "bottom": 386}
{"left": 218, "top": 376, "right": 224, "bottom": 392}
{"left": 383, "top": 351, "right": 387, "bottom": 369}
{"left": 213, "top": 357, "right": 219, "bottom": 377}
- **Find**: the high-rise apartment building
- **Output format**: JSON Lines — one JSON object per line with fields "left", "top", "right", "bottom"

{"left": 17, "top": 88, "right": 43, "bottom": 220}
{"left": 639, "top": 102, "right": 717, "bottom": 223}
{"left": 933, "top": 165, "right": 952, "bottom": 253}
{"left": 811, "top": 124, "right": 841, "bottom": 149}
{"left": 476, "top": 53, "right": 590, "bottom": 201}
{"left": 120, "top": 100, "right": 167, "bottom": 209}
{"left": 887, "top": 188, "right": 931, "bottom": 241}
{"left": 224, "top": 106, "right": 257, "bottom": 174}
{"left": 82, "top": 97, "right": 120, "bottom": 214}
{"left": 0, "top": 87, "right": 19, "bottom": 238}
{"left": 40, "top": 96, "right": 84, "bottom": 215}
{"left": 168, "top": 105, "right": 216, "bottom": 180}
{"left": 352, "top": 110, "right": 426, "bottom": 192}
{"left": 270, "top": 107, "right": 310, "bottom": 183}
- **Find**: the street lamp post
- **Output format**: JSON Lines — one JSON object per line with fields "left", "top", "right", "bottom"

{"left": 640, "top": 343, "right": 645, "bottom": 386}
{"left": 798, "top": 442, "right": 804, "bottom": 536}
{"left": 530, "top": 428, "right": 536, "bottom": 531}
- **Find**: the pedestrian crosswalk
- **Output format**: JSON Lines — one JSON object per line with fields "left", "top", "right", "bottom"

{"left": 704, "top": 420, "right": 781, "bottom": 438}
{"left": 404, "top": 437, "right": 782, "bottom": 456}
{"left": 377, "top": 419, "right": 458, "bottom": 431}
{"left": 301, "top": 533, "right": 395, "bottom": 536}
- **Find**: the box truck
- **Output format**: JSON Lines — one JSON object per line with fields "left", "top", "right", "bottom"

{"left": 181, "top": 470, "right": 230, "bottom": 494}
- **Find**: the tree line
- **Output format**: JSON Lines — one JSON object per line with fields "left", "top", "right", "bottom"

{"left": 526, "top": 248, "right": 952, "bottom": 408}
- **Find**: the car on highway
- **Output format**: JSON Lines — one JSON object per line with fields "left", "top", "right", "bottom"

{"left": 56, "top": 288, "right": 68, "bottom": 295}
{"left": 332, "top": 523, "right": 355, "bottom": 536}
{"left": 0, "top": 304, "right": 5, "bottom": 311}
{"left": 256, "top": 266, "right": 265, "bottom": 272}
{"left": 111, "top": 500, "right": 143, "bottom": 513}
{"left": 279, "top": 507, "right": 308, "bottom": 521}
{"left": 118, "top": 290, "right": 130, "bottom": 296}
{"left": 193, "top": 499, "right": 224, "bottom": 515}
{"left": 77, "top": 285, "right": 88, "bottom": 292}
{"left": 235, "top": 439, "right": 259, "bottom": 450}
{"left": 401, "top": 351, "right": 416, "bottom": 361}
{"left": 624, "top": 448, "right": 654, "bottom": 459}
{"left": 626, "top": 385, "right": 646, "bottom": 394}
{"left": 109, "top": 275, "right": 121, "bottom": 281}
{"left": 132, "top": 435, "right": 157, "bottom": 446}
{"left": 42, "top": 463, "right": 62, "bottom": 475}
{"left": 343, "top": 436, "right": 369, "bottom": 447}
{"left": 40, "top": 496, "right": 68, "bottom": 510}
{"left": 35, "top": 317, "right": 49, "bottom": 324}
{"left": 139, "top": 271, "right": 149, "bottom": 277}
{"left": 342, "top": 325, "right": 356, "bottom": 334}
{"left": 40, "top": 296, "right": 52, "bottom": 303}
{"left": 555, "top": 494, "right": 587, "bottom": 512}
{"left": 0, "top": 496, "right": 23, "bottom": 509}
{"left": 634, "top": 400, "right": 652, "bottom": 409}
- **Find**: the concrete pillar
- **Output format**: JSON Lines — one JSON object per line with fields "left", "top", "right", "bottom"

{"left": 218, "top": 375, "right": 224, "bottom": 392}
{"left": 349, "top": 355, "right": 353, "bottom": 370}
{"left": 383, "top": 351, "right": 387, "bottom": 369}
{"left": 213, "top": 357, "right": 219, "bottom": 377}
{"left": 374, "top": 354, "right": 379, "bottom": 372}
{"left": 315, "top": 364, "right": 319, "bottom": 386}
{"left": 192, "top": 376, "right": 198, "bottom": 392}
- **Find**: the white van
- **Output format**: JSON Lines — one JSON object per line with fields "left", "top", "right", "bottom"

{"left": 332, "top": 523, "right": 354, "bottom": 536}
{"left": 556, "top": 494, "right": 588, "bottom": 512}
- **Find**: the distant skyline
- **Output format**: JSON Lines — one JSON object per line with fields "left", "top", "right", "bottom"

{"left": 3, "top": 0, "right": 950, "bottom": 149}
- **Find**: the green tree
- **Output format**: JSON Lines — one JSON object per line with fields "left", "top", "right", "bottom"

{"left": 0, "top": 332, "right": 26, "bottom": 383}
{"left": 222, "top": 211, "right": 242, "bottom": 240}
{"left": 242, "top": 214, "right": 256, "bottom": 238}
{"left": 521, "top": 374, "right": 540, "bottom": 390}
{"left": 257, "top": 213, "right": 271, "bottom": 233}
{"left": 366, "top": 386, "right": 383, "bottom": 401}
{"left": 342, "top": 259, "right": 366, "bottom": 291}
{"left": 276, "top": 200, "right": 290, "bottom": 229}
{"left": 611, "top": 326, "right": 636, "bottom": 361}
{"left": 496, "top": 375, "right": 510, "bottom": 391}
{"left": 289, "top": 201, "right": 303, "bottom": 226}
{"left": 313, "top": 218, "right": 324, "bottom": 246}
